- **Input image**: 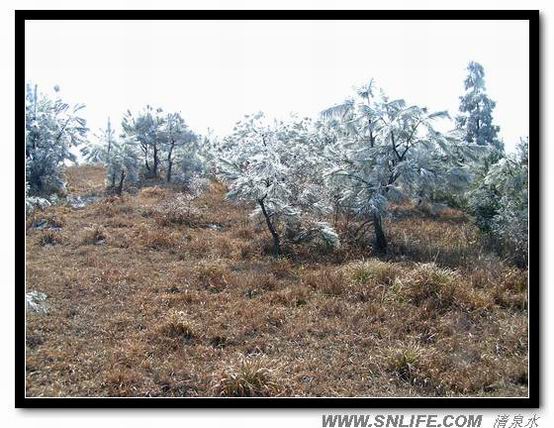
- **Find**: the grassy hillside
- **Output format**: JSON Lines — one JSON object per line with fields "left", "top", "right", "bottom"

{"left": 25, "top": 165, "right": 528, "bottom": 397}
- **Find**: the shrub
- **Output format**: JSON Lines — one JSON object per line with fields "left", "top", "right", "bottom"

{"left": 139, "top": 228, "right": 181, "bottom": 250}
{"left": 210, "top": 355, "right": 286, "bottom": 397}
{"left": 303, "top": 268, "right": 345, "bottom": 296}
{"left": 184, "top": 176, "right": 211, "bottom": 197}
{"left": 386, "top": 344, "right": 425, "bottom": 382}
{"left": 81, "top": 225, "right": 107, "bottom": 245}
{"left": 400, "top": 263, "right": 459, "bottom": 308}
{"left": 400, "top": 263, "right": 492, "bottom": 312}
{"left": 139, "top": 186, "right": 170, "bottom": 199}
{"left": 195, "top": 260, "right": 230, "bottom": 293}
{"left": 155, "top": 194, "right": 204, "bottom": 227}
{"left": 268, "top": 287, "right": 310, "bottom": 307}
{"left": 38, "top": 230, "right": 62, "bottom": 246}
{"left": 344, "top": 259, "right": 399, "bottom": 286}
{"left": 159, "top": 310, "right": 198, "bottom": 340}
{"left": 26, "top": 194, "right": 51, "bottom": 214}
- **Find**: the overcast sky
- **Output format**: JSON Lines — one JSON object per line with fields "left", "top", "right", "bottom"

{"left": 25, "top": 19, "right": 529, "bottom": 152}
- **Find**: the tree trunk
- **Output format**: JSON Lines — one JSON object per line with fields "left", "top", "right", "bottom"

{"left": 116, "top": 170, "right": 126, "bottom": 196}
{"left": 153, "top": 145, "right": 159, "bottom": 178}
{"left": 372, "top": 211, "right": 387, "bottom": 253}
{"left": 144, "top": 146, "right": 151, "bottom": 173}
{"left": 166, "top": 142, "right": 175, "bottom": 183}
{"left": 167, "top": 160, "right": 173, "bottom": 183}
{"left": 258, "top": 199, "right": 281, "bottom": 257}
{"left": 107, "top": 118, "right": 112, "bottom": 156}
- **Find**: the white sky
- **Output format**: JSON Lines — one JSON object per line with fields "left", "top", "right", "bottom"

{"left": 25, "top": 19, "right": 529, "bottom": 152}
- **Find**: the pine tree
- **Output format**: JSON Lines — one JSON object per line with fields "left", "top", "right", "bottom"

{"left": 105, "top": 139, "right": 140, "bottom": 195}
{"left": 121, "top": 106, "right": 166, "bottom": 178}
{"left": 162, "top": 112, "right": 198, "bottom": 183}
{"left": 456, "top": 62, "right": 503, "bottom": 151}
{"left": 26, "top": 83, "right": 88, "bottom": 195}
{"left": 81, "top": 117, "right": 116, "bottom": 165}
{"left": 468, "top": 138, "right": 528, "bottom": 265}
{"left": 322, "top": 81, "right": 479, "bottom": 253}
{"left": 219, "top": 113, "right": 339, "bottom": 256}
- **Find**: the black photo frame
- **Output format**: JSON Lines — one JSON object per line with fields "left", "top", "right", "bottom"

{"left": 16, "top": 9, "right": 540, "bottom": 408}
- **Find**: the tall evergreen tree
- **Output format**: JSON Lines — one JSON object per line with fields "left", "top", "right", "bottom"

{"left": 456, "top": 62, "right": 503, "bottom": 151}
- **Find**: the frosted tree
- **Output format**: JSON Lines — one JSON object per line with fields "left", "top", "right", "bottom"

{"left": 121, "top": 106, "right": 166, "bottom": 178}
{"left": 219, "top": 113, "right": 338, "bottom": 256}
{"left": 26, "top": 83, "right": 88, "bottom": 195}
{"left": 198, "top": 129, "right": 219, "bottom": 173}
{"left": 162, "top": 112, "right": 198, "bottom": 183}
{"left": 469, "top": 138, "right": 528, "bottom": 264}
{"left": 173, "top": 143, "right": 206, "bottom": 187}
{"left": 105, "top": 139, "right": 140, "bottom": 195}
{"left": 322, "top": 81, "right": 478, "bottom": 252}
{"left": 81, "top": 117, "right": 116, "bottom": 165}
{"left": 456, "top": 62, "right": 503, "bottom": 152}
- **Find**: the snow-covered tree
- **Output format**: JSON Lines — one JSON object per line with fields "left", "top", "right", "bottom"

{"left": 468, "top": 138, "right": 528, "bottom": 264}
{"left": 26, "top": 83, "right": 88, "bottom": 195}
{"left": 456, "top": 62, "right": 503, "bottom": 152}
{"left": 162, "top": 112, "right": 198, "bottom": 183}
{"left": 219, "top": 113, "right": 339, "bottom": 256}
{"left": 194, "top": 130, "right": 221, "bottom": 178}
{"left": 173, "top": 144, "right": 206, "bottom": 187}
{"left": 81, "top": 117, "right": 116, "bottom": 165}
{"left": 322, "top": 81, "right": 479, "bottom": 252}
{"left": 105, "top": 139, "right": 140, "bottom": 195}
{"left": 121, "top": 106, "right": 166, "bottom": 178}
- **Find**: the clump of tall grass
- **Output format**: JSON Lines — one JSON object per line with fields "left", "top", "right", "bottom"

{"left": 210, "top": 354, "right": 287, "bottom": 397}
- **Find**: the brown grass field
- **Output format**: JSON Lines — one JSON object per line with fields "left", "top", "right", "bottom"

{"left": 25, "top": 165, "right": 528, "bottom": 397}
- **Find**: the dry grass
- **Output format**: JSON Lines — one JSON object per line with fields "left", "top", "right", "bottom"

{"left": 64, "top": 165, "right": 106, "bottom": 196}
{"left": 81, "top": 224, "right": 108, "bottom": 245}
{"left": 25, "top": 165, "right": 529, "bottom": 398}
{"left": 210, "top": 354, "right": 288, "bottom": 397}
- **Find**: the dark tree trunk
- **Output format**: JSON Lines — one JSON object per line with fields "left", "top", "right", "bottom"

{"left": 107, "top": 118, "right": 112, "bottom": 157}
{"left": 167, "top": 160, "right": 173, "bottom": 183}
{"left": 116, "top": 170, "right": 126, "bottom": 196}
{"left": 153, "top": 145, "right": 159, "bottom": 178}
{"left": 372, "top": 211, "right": 387, "bottom": 253}
{"left": 31, "top": 173, "right": 42, "bottom": 193}
{"left": 144, "top": 148, "right": 150, "bottom": 173}
{"left": 140, "top": 143, "right": 151, "bottom": 173}
{"left": 166, "top": 142, "right": 175, "bottom": 183}
{"left": 258, "top": 198, "right": 281, "bottom": 257}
